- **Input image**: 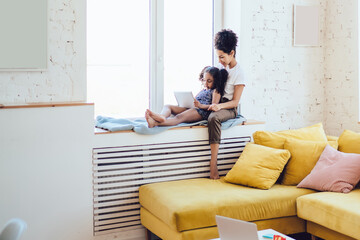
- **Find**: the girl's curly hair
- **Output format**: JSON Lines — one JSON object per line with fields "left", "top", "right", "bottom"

{"left": 214, "top": 29, "right": 238, "bottom": 57}
{"left": 205, "top": 67, "right": 228, "bottom": 97}
{"left": 199, "top": 65, "right": 211, "bottom": 82}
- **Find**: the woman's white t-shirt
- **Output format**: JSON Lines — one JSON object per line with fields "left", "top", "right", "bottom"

{"left": 222, "top": 63, "right": 246, "bottom": 100}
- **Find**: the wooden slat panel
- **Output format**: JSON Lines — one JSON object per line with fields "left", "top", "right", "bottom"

{"left": 93, "top": 140, "right": 209, "bottom": 153}
{"left": 94, "top": 210, "right": 140, "bottom": 220}
{"left": 94, "top": 159, "right": 236, "bottom": 179}
{"left": 93, "top": 136, "right": 249, "bottom": 153}
{"left": 94, "top": 192, "right": 139, "bottom": 202}
{"left": 95, "top": 215, "right": 140, "bottom": 226}
{"left": 94, "top": 204, "right": 140, "bottom": 214}
{"left": 94, "top": 197, "right": 139, "bottom": 208}
{"left": 94, "top": 220, "right": 141, "bottom": 231}
{"left": 94, "top": 186, "right": 139, "bottom": 196}
{"left": 94, "top": 225, "right": 142, "bottom": 236}
{"left": 93, "top": 136, "right": 251, "bottom": 235}
{"left": 94, "top": 170, "right": 229, "bottom": 193}
{"left": 94, "top": 165, "right": 233, "bottom": 189}
{"left": 94, "top": 141, "right": 246, "bottom": 159}
{"left": 94, "top": 152, "right": 241, "bottom": 171}
{"left": 93, "top": 146, "right": 243, "bottom": 164}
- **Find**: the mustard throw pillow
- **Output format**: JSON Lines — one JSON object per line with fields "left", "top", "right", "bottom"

{"left": 338, "top": 130, "right": 360, "bottom": 154}
{"left": 224, "top": 143, "right": 291, "bottom": 190}
{"left": 282, "top": 139, "right": 337, "bottom": 185}
{"left": 253, "top": 123, "right": 327, "bottom": 149}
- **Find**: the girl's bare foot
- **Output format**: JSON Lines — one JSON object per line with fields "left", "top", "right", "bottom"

{"left": 145, "top": 112, "right": 157, "bottom": 128}
{"left": 146, "top": 109, "right": 166, "bottom": 123}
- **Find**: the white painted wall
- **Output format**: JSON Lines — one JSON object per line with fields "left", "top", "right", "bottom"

{"left": 0, "top": 0, "right": 86, "bottom": 103}
{"left": 0, "top": 105, "right": 94, "bottom": 240}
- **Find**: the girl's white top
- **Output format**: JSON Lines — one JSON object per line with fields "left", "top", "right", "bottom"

{"left": 222, "top": 63, "right": 246, "bottom": 100}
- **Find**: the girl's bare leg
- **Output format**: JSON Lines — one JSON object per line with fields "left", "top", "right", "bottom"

{"left": 147, "top": 105, "right": 188, "bottom": 123}
{"left": 154, "top": 108, "right": 202, "bottom": 127}
{"left": 145, "top": 111, "right": 157, "bottom": 128}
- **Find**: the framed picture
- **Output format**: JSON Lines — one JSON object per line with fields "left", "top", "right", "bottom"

{"left": 0, "top": 0, "right": 47, "bottom": 71}
{"left": 293, "top": 5, "right": 320, "bottom": 46}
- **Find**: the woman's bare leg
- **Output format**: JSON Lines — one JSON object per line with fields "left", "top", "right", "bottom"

{"left": 153, "top": 108, "right": 202, "bottom": 127}
{"left": 210, "top": 143, "right": 220, "bottom": 179}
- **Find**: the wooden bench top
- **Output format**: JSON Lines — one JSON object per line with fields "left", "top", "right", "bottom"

{"left": 0, "top": 102, "right": 94, "bottom": 109}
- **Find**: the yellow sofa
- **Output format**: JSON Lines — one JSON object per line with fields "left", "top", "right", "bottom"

{"left": 139, "top": 178, "right": 360, "bottom": 240}
{"left": 139, "top": 126, "right": 360, "bottom": 240}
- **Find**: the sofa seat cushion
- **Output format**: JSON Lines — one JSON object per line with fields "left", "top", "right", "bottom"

{"left": 297, "top": 189, "right": 360, "bottom": 239}
{"left": 139, "top": 178, "right": 315, "bottom": 232}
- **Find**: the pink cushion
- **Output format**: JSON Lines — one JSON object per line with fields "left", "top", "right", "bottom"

{"left": 297, "top": 145, "right": 360, "bottom": 193}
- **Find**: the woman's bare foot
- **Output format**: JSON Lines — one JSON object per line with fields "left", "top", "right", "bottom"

{"left": 146, "top": 109, "right": 166, "bottom": 123}
{"left": 145, "top": 112, "right": 157, "bottom": 128}
{"left": 210, "top": 166, "right": 220, "bottom": 180}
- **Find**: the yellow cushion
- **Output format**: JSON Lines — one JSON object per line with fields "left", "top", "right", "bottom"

{"left": 253, "top": 123, "right": 327, "bottom": 149}
{"left": 139, "top": 178, "right": 315, "bottom": 232}
{"left": 338, "top": 130, "right": 360, "bottom": 154}
{"left": 224, "top": 143, "right": 290, "bottom": 189}
{"left": 282, "top": 139, "right": 330, "bottom": 185}
{"left": 297, "top": 189, "right": 360, "bottom": 240}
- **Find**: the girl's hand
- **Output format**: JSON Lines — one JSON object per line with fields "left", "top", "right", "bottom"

{"left": 194, "top": 99, "right": 201, "bottom": 108}
{"left": 208, "top": 104, "right": 222, "bottom": 112}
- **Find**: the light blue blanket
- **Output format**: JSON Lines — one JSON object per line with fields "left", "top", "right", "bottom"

{"left": 96, "top": 115, "right": 247, "bottom": 135}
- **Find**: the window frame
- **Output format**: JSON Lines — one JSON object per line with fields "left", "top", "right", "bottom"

{"left": 149, "top": 0, "right": 223, "bottom": 113}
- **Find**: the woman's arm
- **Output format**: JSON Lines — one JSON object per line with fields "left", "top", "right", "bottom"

{"left": 208, "top": 85, "right": 244, "bottom": 111}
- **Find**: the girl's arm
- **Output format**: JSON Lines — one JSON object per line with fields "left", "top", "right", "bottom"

{"left": 212, "top": 90, "right": 221, "bottom": 104}
{"left": 208, "top": 85, "right": 244, "bottom": 111}
{"left": 195, "top": 90, "right": 221, "bottom": 110}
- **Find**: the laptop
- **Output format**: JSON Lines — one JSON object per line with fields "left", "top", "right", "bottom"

{"left": 216, "top": 215, "right": 259, "bottom": 240}
{"left": 174, "top": 91, "right": 195, "bottom": 108}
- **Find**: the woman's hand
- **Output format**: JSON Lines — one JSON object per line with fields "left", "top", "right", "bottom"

{"left": 208, "top": 104, "right": 222, "bottom": 112}
{"left": 194, "top": 99, "right": 201, "bottom": 108}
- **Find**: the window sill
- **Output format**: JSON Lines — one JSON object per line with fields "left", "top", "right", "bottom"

{"left": 94, "top": 119, "right": 265, "bottom": 135}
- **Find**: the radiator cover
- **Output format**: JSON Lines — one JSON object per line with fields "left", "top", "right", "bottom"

{"left": 93, "top": 135, "right": 250, "bottom": 235}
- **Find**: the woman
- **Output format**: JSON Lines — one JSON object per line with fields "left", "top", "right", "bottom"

{"left": 208, "top": 29, "right": 246, "bottom": 179}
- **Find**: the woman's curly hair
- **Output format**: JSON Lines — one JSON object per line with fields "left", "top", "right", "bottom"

{"left": 214, "top": 29, "right": 238, "bottom": 57}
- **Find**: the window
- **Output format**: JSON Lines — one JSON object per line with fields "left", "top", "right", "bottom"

{"left": 87, "top": 0, "right": 149, "bottom": 118}
{"left": 87, "top": 0, "right": 219, "bottom": 117}
{"left": 163, "top": 0, "right": 213, "bottom": 105}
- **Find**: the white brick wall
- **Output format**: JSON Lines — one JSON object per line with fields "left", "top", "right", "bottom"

{"left": 323, "top": 0, "right": 360, "bottom": 135}
{"left": 240, "top": 0, "right": 327, "bottom": 131}
{"left": 240, "top": 0, "right": 359, "bottom": 135}
{"left": 0, "top": 0, "right": 86, "bottom": 104}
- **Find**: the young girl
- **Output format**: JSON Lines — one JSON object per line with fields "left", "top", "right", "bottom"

{"left": 145, "top": 66, "right": 228, "bottom": 128}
